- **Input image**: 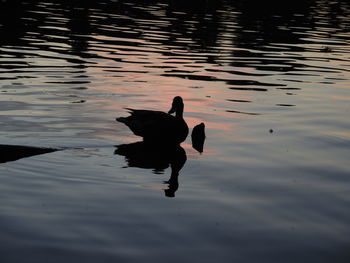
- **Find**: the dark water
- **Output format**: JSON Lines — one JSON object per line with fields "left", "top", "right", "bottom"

{"left": 1, "top": 0, "right": 350, "bottom": 262}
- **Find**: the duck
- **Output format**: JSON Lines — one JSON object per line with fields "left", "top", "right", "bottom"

{"left": 116, "top": 96, "right": 189, "bottom": 145}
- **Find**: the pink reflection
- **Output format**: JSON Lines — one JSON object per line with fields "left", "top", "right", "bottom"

{"left": 84, "top": 38, "right": 255, "bottom": 148}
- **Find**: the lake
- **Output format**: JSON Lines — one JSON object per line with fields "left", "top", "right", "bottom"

{"left": 1, "top": 0, "right": 350, "bottom": 262}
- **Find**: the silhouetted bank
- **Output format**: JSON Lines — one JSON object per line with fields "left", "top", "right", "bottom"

{"left": 0, "top": 145, "right": 59, "bottom": 164}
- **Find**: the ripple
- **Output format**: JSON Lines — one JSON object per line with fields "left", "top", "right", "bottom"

{"left": 226, "top": 110, "right": 261, "bottom": 115}
{"left": 276, "top": 104, "right": 296, "bottom": 107}
{"left": 227, "top": 99, "right": 252, "bottom": 103}
{"left": 1, "top": 1, "right": 350, "bottom": 261}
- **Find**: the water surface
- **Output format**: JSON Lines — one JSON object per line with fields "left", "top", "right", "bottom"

{"left": 1, "top": 0, "right": 350, "bottom": 262}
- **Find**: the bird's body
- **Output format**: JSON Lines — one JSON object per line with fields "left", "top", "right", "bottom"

{"left": 116, "top": 97, "right": 188, "bottom": 145}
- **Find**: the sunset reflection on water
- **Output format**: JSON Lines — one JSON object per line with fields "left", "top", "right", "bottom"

{"left": 1, "top": 0, "right": 350, "bottom": 262}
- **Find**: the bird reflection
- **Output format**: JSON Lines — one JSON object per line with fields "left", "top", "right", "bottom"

{"left": 115, "top": 142, "right": 187, "bottom": 197}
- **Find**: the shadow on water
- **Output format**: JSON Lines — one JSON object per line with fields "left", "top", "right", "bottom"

{"left": 115, "top": 142, "right": 187, "bottom": 197}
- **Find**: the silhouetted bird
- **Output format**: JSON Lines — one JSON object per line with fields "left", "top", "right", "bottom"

{"left": 191, "top": 122, "right": 206, "bottom": 153}
{"left": 115, "top": 142, "right": 187, "bottom": 197}
{"left": 116, "top": 96, "right": 188, "bottom": 145}
{"left": 0, "top": 144, "right": 58, "bottom": 164}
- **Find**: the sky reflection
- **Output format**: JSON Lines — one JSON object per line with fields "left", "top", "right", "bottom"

{"left": 0, "top": 1, "right": 350, "bottom": 261}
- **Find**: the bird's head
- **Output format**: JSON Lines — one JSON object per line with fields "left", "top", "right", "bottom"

{"left": 168, "top": 96, "right": 184, "bottom": 116}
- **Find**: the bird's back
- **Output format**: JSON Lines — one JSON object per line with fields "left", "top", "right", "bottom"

{"left": 117, "top": 109, "right": 181, "bottom": 142}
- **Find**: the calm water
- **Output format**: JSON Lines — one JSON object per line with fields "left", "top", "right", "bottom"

{"left": 1, "top": 0, "right": 350, "bottom": 262}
